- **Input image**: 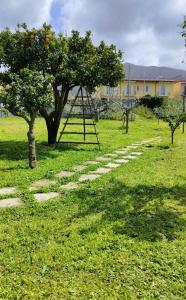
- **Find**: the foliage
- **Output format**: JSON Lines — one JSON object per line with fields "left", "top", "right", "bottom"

{"left": 0, "top": 118, "right": 186, "bottom": 299}
{"left": 134, "top": 105, "right": 155, "bottom": 119}
{"left": 139, "top": 95, "right": 164, "bottom": 110}
{"left": 154, "top": 98, "right": 186, "bottom": 144}
{"left": 0, "top": 23, "right": 124, "bottom": 144}
{"left": 0, "top": 69, "right": 53, "bottom": 167}
{"left": 182, "top": 18, "right": 186, "bottom": 38}
{"left": 0, "top": 69, "right": 52, "bottom": 118}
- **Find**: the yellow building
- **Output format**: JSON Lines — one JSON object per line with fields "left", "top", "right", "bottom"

{"left": 92, "top": 63, "right": 186, "bottom": 101}
{"left": 93, "top": 79, "right": 181, "bottom": 100}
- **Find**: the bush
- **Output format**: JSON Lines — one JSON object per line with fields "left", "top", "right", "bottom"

{"left": 139, "top": 95, "right": 164, "bottom": 110}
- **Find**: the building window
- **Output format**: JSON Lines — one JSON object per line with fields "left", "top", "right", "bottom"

{"left": 182, "top": 85, "right": 186, "bottom": 95}
{"left": 125, "top": 84, "right": 133, "bottom": 96}
{"left": 159, "top": 86, "right": 167, "bottom": 96}
{"left": 144, "top": 85, "right": 150, "bottom": 93}
{"left": 105, "top": 86, "right": 118, "bottom": 96}
{"left": 136, "top": 86, "right": 140, "bottom": 91}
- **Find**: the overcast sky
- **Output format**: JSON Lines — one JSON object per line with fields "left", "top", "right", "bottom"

{"left": 0, "top": 0, "right": 185, "bottom": 70}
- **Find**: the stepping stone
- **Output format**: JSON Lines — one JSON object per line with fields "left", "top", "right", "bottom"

{"left": 124, "top": 155, "right": 137, "bottom": 159}
{"left": 90, "top": 167, "right": 111, "bottom": 174}
{"left": 79, "top": 174, "right": 100, "bottom": 182}
{"left": 72, "top": 165, "right": 87, "bottom": 172}
{"left": 114, "top": 159, "right": 129, "bottom": 163}
{"left": 115, "top": 150, "right": 128, "bottom": 154}
{"left": 0, "top": 187, "right": 17, "bottom": 195}
{"left": 34, "top": 192, "right": 60, "bottom": 202}
{"left": 131, "top": 151, "right": 143, "bottom": 155}
{"left": 83, "top": 160, "right": 99, "bottom": 165}
{"left": 55, "top": 171, "right": 75, "bottom": 178}
{"left": 96, "top": 156, "right": 111, "bottom": 162}
{"left": 30, "top": 179, "right": 56, "bottom": 191}
{"left": 60, "top": 182, "right": 79, "bottom": 190}
{"left": 104, "top": 153, "right": 118, "bottom": 157}
{"left": 0, "top": 198, "right": 22, "bottom": 208}
{"left": 105, "top": 163, "right": 120, "bottom": 169}
{"left": 126, "top": 145, "right": 138, "bottom": 149}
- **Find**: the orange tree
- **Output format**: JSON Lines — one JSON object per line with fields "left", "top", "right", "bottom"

{"left": 0, "top": 69, "right": 53, "bottom": 168}
{"left": 0, "top": 23, "right": 123, "bottom": 145}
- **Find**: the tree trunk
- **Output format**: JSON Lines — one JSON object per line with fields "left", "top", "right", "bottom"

{"left": 125, "top": 110, "right": 129, "bottom": 134}
{"left": 27, "top": 115, "right": 37, "bottom": 168}
{"left": 45, "top": 114, "right": 61, "bottom": 145}
{"left": 40, "top": 86, "right": 69, "bottom": 145}
{"left": 171, "top": 130, "right": 174, "bottom": 145}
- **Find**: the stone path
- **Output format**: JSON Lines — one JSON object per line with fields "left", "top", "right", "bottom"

{"left": 60, "top": 182, "right": 79, "bottom": 190}
{"left": 0, "top": 136, "right": 161, "bottom": 207}
{"left": 0, "top": 187, "right": 17, "bottom": 195}
{"left": 79, "top": 174, "right": 101, "bottom": 182}
{"left": 34, "top": 192, "right": 60, "bottom": 202}
{"left": 0, "top": 197, "right": 22, "bottom": 208}
{"left": 29, "top": 179, "right": 56, "bottom": 191}
{"left": 55, "top": 171, "right": 75, "bottom": 178}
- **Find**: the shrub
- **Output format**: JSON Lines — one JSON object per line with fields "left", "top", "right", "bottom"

{"left": 139, "top": 95, "right": 164, "bottom": 110}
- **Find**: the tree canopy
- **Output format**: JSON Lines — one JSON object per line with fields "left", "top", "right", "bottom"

{"left": 0, "top": 68, "right": 53, "bottom": 168}
{"left": 0, "top": 23, "right": 124, "bottom": 144}
{"left": 154, "top": 98, "right": 186, "bottom": 144}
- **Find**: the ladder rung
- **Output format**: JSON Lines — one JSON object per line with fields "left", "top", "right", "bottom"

{"left": 67, "top": 114, "right": 95, "bottom": 118}
{"left": 76, "top": 96, "right": 89, "bottom": 98}
{"left": 72, "top": 104, "right": 92, "bottom": 107}
{"left": 62, "top": 132, "right": 98, "bottom": 135}
{"left": 64, "top": 122, "right": 96, "bottom": 125}
{"left": 58, "top": 141, "right": 100, "bottom": 145}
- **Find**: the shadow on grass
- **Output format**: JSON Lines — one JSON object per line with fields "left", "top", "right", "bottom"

{"left": 0, "top": 140, "right": 100, "bottom": 162}
{"left": 73, "top": 180, "right": 186, "bottom": 242}
{"left": 0, "top": 140, "right": 61, "bottom": 163}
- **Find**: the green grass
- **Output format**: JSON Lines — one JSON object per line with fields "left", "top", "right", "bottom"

{"left": 0, "top": 116, "right": 186, "bottom": 299}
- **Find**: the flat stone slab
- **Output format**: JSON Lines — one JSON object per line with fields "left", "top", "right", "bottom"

{"left": 105, "top": 163, "right": 120, "bottom": 169}
{"left": 0, "top": 187, "right": 17, "bottom": 195}
{"left": 0, "top": 198, "right": 22, "bottom": 208}
{"left": 72, "top": 165, "right": 87, "bottom": 172}
{"left": 130, "top": 151, "right": 143, "bottom": 155}
{"left": 124, "top": 155, "right": 137, "bottom": 159}
{"left": 115, "top": 150, "right": 128, "bottom": 154}
{"left": 90, "top": 167, "right": 112, "bottom": 174}
{"left": 60, "top": 182, "right": 79, "bottom": 190}
{"left": 30, "top": 179, "right": 56, "bottom": 191}
{"left": 79, "top": 174, "right": 100, "bottom": 182}
{"left": 34, "top": 192, "right": 60, "bottom": 202}
{"left": 126, "top": 145, "right": 138, "bottom": 149}
{"left": 96, "top": 156, "right": 111, "bottom": 162}
{"left": 83, "top": 160, "right": 99, "bottom": 165}
{"left": 104, "top": 153, "right": 118, "bottom": 157}
{"left": 55, "top": 171, "right": 75, "bottom": 178}
{"left": 114, "top": 159, "right": 129, "bottom": 163}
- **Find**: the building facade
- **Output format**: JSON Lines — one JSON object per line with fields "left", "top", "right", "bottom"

{"left": 92, "top": 79, "right": 186, "bottom": 100}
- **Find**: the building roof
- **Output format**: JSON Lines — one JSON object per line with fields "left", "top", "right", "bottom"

{"left": 125, "top": 63, "right": 186, "bottom": 81}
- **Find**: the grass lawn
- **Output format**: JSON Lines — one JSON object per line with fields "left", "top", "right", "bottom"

{"left": 0, "top": 116, "right": 186, "bottom": 299}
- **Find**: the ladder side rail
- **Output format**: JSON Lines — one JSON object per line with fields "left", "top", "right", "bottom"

{"left": 56, "top": 86, "right": 81, "bottom": 146}
{"left": 86, "top": 90, "right": 100, "bottom": 150}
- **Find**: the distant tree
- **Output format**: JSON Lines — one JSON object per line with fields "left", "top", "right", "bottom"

{"left": 182, "top": 17, "right": 186, "bottom": 38}
{"left": 139, "top": 95, "right": 164, "bottom": 110}
{"left": 109, "top": 100, "right": 139, "bottom": 133}
{"left": 154, "top": 99, "right": 186, "bottom": 144}
{"left": 0, "top": 69, "right": 53, "bottom": 168}
{"left": 0, "top": 23, "right": 124, "bottom": 145}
